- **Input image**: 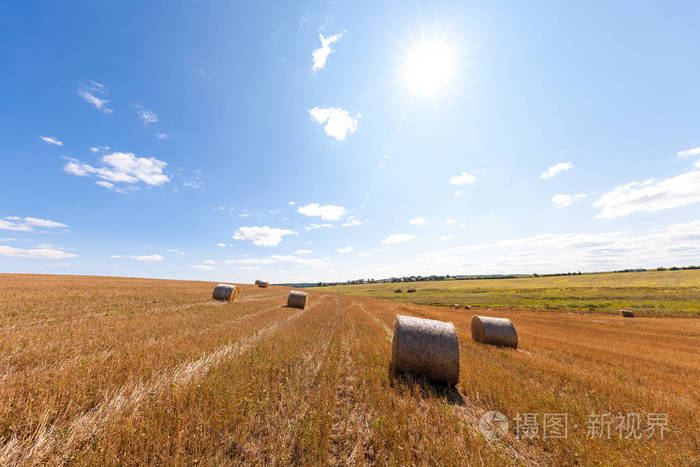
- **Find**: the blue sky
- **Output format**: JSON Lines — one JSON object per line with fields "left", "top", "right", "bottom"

{"left": 2, "top": 1, "right": 700, "bottom": 283}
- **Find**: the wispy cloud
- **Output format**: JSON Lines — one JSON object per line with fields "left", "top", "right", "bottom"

{"left": 78, "top": 81, "right": 112, "bottom": 114}
{"left": 337, "top": 246, "right": 353, "bottom": 254}
{"left": 297, "top": 203, "right": 346, "bottom": 221}
{"left": 309, "top": 107, "right": 358, "bottom": 141}
{"left": 409, "top": 216, "right": 427, "bottom": 226}
{"left": 540, "top": 162, "right": 573, "bottom": 179}
{"left": 0, "top": 244, "right": 77, "bottom": 259}
{"left": 155, "top": 133, "right": 168, "bottom": 140}
{"left": 0, "top": 217, "right": 68, "bottom": 232}
{"left": 90, "top": 146, "right": 110, "bottom": 153}
{"left": 226, "top": 254, "right": 330, "bottom": 269}
{"left": 305, "top": 223, "right": 333, "bottom": 231}
{"left": 381, "top": 234, "right": 415, "bottom": 245}
{"left": 191, "top": 264, "right": 214, "bottom": 271}
{"left": 418, "top": 221, "right": 700, "bottom": 275}
{"left": 40, "top": 136, "right": 63, "bottom": 146}
{"left": 552, "top": 193, "right": 587, "bottom": 208}
{"left": 677, "top": 146, "right": 700, "bottom": 159}
{"left": 233, "top": 226, "right": 294, "bottom": 246}
{"left": 341, "top": 217, "right": 363, "bottom": 227}
{"left": 295, "top": 249, "right": 312, "bottom": 255}
{"left": 111, "top": 254, "right": 164, "bottom": 262}
{"left": 593, "top": 169, "right": 700, "bottom": 219}
{"left": 449, "top": 172, "right": 476, "bottom": 185}
{"left": 216, "top": 243, "right": 227, "bottom": 248}
{"left": 312, "top": 32, "right": 343, "bottom": 71}
{"left": 64, "top": 152, "right": 170, "bottom": 191}
{"left": 133, "top": 104, "right": 158, "bottom": 125}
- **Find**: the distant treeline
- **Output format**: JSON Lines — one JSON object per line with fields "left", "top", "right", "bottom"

{"left": 276, "top": 265, "right": 700, "bottom": 288}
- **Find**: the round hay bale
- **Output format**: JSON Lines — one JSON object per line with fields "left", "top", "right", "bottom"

{"left": 254, "top": 279, "right": 262, "bottom": 285}
{"left": 391, "top": 314, "right": 460, "bottom": 386}
{"left": 454, "top": 304, "right": 460, "bottom": 309}
{"left": 463, "top": 305, "right": 472, "bottom": 310}
{"left": 619, "top": 309, "right": 634, "bottom": 317}
{"left": 258, "top": 281, "right": 269, "bottom": 288}
{"left": 287, "top": 290, "right": 308, "bottom": 309}
{"left": 471, "top": 315, "right": 518, "bottom": 348}
{"left": 212, "top": 284, "right": 240, "bottom": 302}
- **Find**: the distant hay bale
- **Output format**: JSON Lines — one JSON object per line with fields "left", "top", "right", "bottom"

{"left": 406, "top": 288, "right": 417, "bottom": 293}
{"left": 620, "top": 309, "right": 634, "bottom": 317}
{"left": 394, "top": 288, "right": 403, "bottom": 293}
{"left": 471, "top": 315, "right": 518, "bottom": 349}
{"left": 258, "top": 281, "right": 269, "bottom": 288}
{"left": 391, "top": 314, "right": 460, "bottom": 386}
{"left": 212, "top": 284, "right": 240, "bottom": 302}
{"left": 454, "top": 304, "right": 460, "bottom": 309}
{"left": 287, "top": 290, "right": 308, "bottom": 309}
{"left": 254, "top": 280, "right": 262, "bottom": 285}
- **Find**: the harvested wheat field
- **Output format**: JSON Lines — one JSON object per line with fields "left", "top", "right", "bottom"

{"left": 0, "top": 274, "right": 698, "bottom": 465}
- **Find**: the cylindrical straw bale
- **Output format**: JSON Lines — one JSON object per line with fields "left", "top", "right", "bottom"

{"left": 258, "top": 281, "right": 269, "bottom": 288}
{"left": 619, "top": 309, "right": 634, "bottom": 317}
{"left": 212, "top": 284, "right": 240, "bottom": 302}
{"left": 254, "top": 280, "right": 262, "bottom": 285}
{"left": 454, "top": 304, "right": 460, "bottom": 309}
{"left": 471, "top": 315, "right": 518, "bottom": 348}
{"left": 391, "top": 315, "right": 460, "bottom": 386}
{"left": 287, "top": 290, "right": 308, "bottom": 309}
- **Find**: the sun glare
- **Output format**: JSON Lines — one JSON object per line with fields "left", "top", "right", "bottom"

{"left": 403, "top": 40, "right": 454, "bottom": 96}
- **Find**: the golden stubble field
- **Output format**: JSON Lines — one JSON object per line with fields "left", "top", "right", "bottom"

{"left": 0, "top": 274, "right": 698, "bottom": 465}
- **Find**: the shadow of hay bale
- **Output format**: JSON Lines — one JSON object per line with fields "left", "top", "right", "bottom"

{"left": 388, "top": 369, "right": 466, "bottom": 407}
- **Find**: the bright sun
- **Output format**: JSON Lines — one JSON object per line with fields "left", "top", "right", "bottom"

{"left": 403, "top": 40, "right": 454, "bottom": 96}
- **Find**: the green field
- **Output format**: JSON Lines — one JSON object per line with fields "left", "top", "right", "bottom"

{"left": 319, "top": 269, "right": 700, "bottom": 317}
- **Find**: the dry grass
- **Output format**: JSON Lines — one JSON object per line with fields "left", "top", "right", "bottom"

{"left": 0, "top": 274, "right": 698, "bottom": 465}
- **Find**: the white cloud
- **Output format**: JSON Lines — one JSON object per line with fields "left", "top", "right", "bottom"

{"left": 78, "top": 82, "right": 112, "bottom": 113}
{"left": 166, "top": 249, "right": 185, "bottom": 255}
{"left": 445, "top": 218, "right": 456, "bottom": 225}
{"left": 677, "top": 146, "right": 700, "bottom": 159}
{"left": 337, "top": 246, "right": 353, "bottom": 254}
{"left": 0, "top": 217, "right": 68, "bottom": 231}
{"left": 695, "top": 160, "right": 700, "bottom": 169}
{"left": 410, "top": 216, "right": 427, "bottom": 226}
{"left": 305, "top": 223, "right": 333, "bottom": 231}
{"left": 288, "top": 201, "right": 296, "bottom": 205}
{"left": 312, "top": 32, "right": 343, "bottom": 71}
{"left": 191, "top": 264, "right": 214, "bottom": 271}
{"left": 381, "top": 234, "right": 415, "bottom": 245}
{"left": 341, "top": 219, "right": 363, "bottom": 227}
{"left": 134, "top": 105, "right": 158, "bottom": 125}
{"left": 40, "top": 136, "right": 63, "bottom": 146}
{"left": 0, "top": 245, "right": 77, "bottom": 259}
{"left": 90, "top": 146, "right": 110, "bottom": 153}
{"left": 63, "top": 152, "right": 170, "bottom": 189}
{"left": 540, "top": 162, "right": 573, "bottom": 179}
{"left": 233, "top": 225, "right": 294, "bottom": 246}
{"left": 440, "top": 235, "right": 457, "bottom": 241}
{"left": 309, "top": 107, "right": 358, "bottom": 141}
{"left": 130, "top": 255, "right": 164, "bottom": 262}
{"left": 295, "top": 249, "right": 312, "bottom": 255}
{"left": 418, "top": 221, "right": 700, "bottom": 275}
{"left": 202, "top": 259, "right": 216, "bottom": 265}
{"left": 449, "top": 172, "right": 476, "bottom": 185}
{"left": 594, "top": 170, "right": 700, "bottom": 219}
{"left": 216, "top": 243, "right": 227, "bottom": 247}
{"left": 552, "top": 193, "right": 587, "bottom": 208}
{"left": 297, "top": 203, "right": 346, "bottom": 221}
{"left": 155, "top": 133, "right": 168, "bottom": 140}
